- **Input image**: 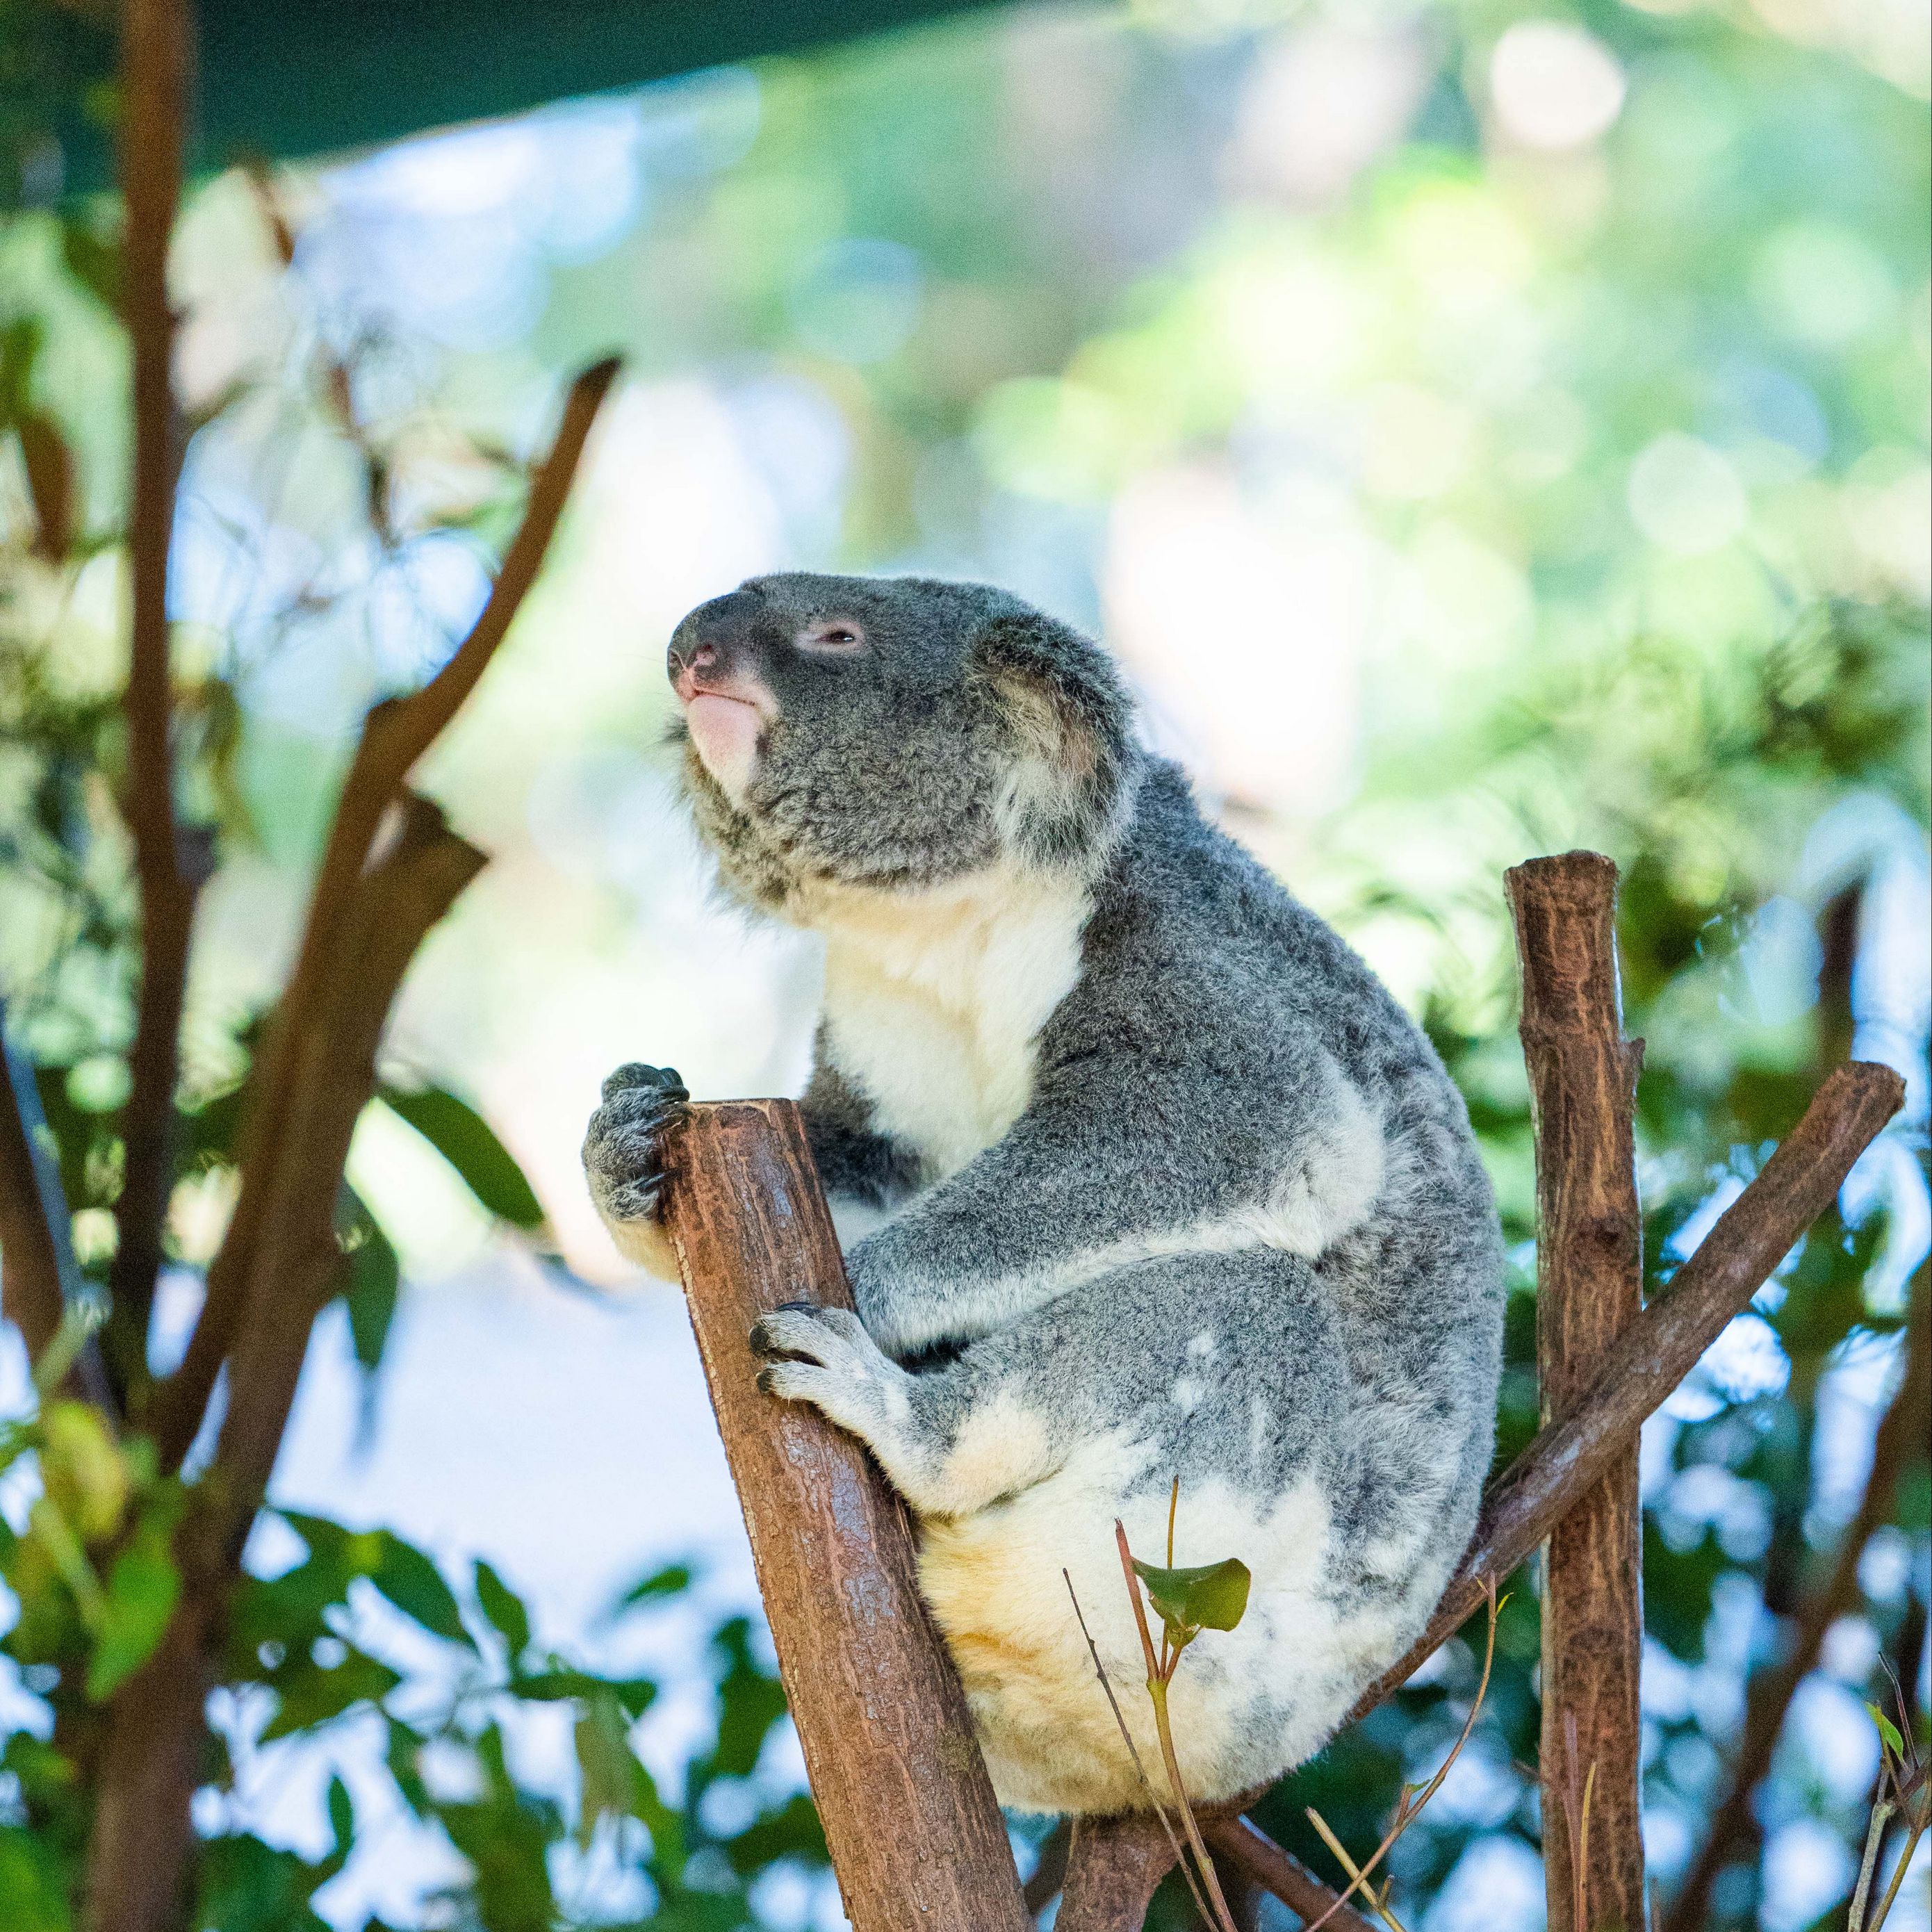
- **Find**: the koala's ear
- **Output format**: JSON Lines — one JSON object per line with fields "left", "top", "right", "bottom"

{"left": 972, "top": 614, "right": 1133, "bottom": 865}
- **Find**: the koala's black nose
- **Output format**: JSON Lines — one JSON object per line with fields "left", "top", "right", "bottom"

{"left": 668, "top": 589, "right": 761, "bottom": 691}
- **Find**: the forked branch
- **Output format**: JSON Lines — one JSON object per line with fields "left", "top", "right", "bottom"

{"left": 83, "top": 800, "right": 486, "bottom": 1932}
{"left": 1341, "top": 1057, "right": 1904, "bottom": 1726}
{"left": 149, "top": 354, "right": 619, "bottom": 1471}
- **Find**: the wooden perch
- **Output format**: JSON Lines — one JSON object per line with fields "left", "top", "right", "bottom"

{"left": 1339, "top": 1054, "right": 1904, "bottom": 1730}
{"left": 661, "top": 1100, "right": 1030, "bottom": 1932}
{"left": 1507, "top": 853, "right": 1647, "bottom": 1929}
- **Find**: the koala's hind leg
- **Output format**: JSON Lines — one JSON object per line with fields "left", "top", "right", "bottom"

{"left": 750, "top": 1303, "right": 1071, "bottom": 1518}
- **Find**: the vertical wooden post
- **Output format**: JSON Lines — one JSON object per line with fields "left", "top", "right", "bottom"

{"left": 1507, "top": 853, "right": 1648, "bottom": 1932}
{"left": 661, "top": 1099, "right": 1031, "bottom": 1932}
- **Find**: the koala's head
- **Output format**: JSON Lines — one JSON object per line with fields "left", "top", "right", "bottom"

{"left": 664, "top": 572, "right": 1136, "bottom": 914}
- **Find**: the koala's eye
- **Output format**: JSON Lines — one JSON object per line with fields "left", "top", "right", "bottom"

{"left": 798, "top": 620, "right": 866, "bottom": 654}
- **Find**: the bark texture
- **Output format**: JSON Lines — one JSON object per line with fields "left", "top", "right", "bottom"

{"left": 1507, "top": 852, "right": 1648, "bottom": 1932}
{"left": 661, "top": 1099, "right": 1029, "bottom": 1932}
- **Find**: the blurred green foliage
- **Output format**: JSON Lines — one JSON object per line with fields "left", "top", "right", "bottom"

{"left": 2, "top": 0, "right": 1929, "bottom": 1925}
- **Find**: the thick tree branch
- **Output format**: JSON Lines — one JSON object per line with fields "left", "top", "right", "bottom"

{"left": 1053, "top": 1812, "right": 1184, "bottom": 1932}
{"left": 1339, "top": 1056, "right": 1906, "bottom": 1726}
{"left": 1662, "top": 1267, "right": 1931, "bottom": 1932}
{"left": 83, "top": 799, "right": 484, "bottom": 1932}
{"left": 110, "top": 0, "right": 197, "bottom": 1411}
{"left": 149, "top": 355, "right": 618, "bottom": 1472}
{"left": 662, "top": 1100, "right": 1030, "bottom": 1931}
{"left": 1507, "top": 852, "right": 1647, "bottom": 1930}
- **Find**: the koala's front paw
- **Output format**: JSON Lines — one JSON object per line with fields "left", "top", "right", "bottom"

{"left": 583, "top": 1063, "right": 689, "bottom": 1233}
{"left": 747, "top": 1302, "right": 909, "bottom": 1444}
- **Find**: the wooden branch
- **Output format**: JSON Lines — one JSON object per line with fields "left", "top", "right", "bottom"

{"left": 83, "top": 800, "right": 484, "bottom": 1932}
{"left": 110, "top": 0, "right": 197, "bottom": 1414}
{"left": 1507, "top": 852, "right": 1646, "bottom": 1930}
{"left": 2, "top": 1010, "right": 116, "bottom": 1410}
{"left": 2, "top": 1017, "right": 74, "bottom": 1370}
{"left": 202, "top": 803, "right": 484, "bottom": 1553}
{"left": 149, "top": 354, "right": 618, "bottom": 1471}
{"left": 1202, "top": 1817, "right": 1378, "bottom": 1932}
{"left": 1054, "top": 1812, "right": 1180, "bottom": 1932}
{"left": 661, "top": 1101, "right": 1030, "bottom": 1932}
{"left": 1023, "top": 1819, "right": 1073, "bottom": 1914}
{"left": 1339, "top": 1056, "right": 1905, "bottom": 1726}
{"left": 1662, "top": 1268, "right": 1931, "bottom": 1932}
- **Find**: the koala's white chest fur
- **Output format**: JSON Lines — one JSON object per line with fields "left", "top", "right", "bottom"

{"left": 808, "top": 865, "right": 1090, "bottom": 1180}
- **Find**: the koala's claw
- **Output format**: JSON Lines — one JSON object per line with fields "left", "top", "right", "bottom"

{"left": 583, "top": 1062, "right": 689, "bottom": 1226}
{"left": 600, "top": 1061, "right": 689, "bottom": 1107}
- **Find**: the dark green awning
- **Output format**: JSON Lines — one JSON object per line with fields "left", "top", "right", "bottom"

{"left": 197, "top": 0, "right": 1004, "bottom": 162}
{"left": 42, "top": 0, "right": 1006, "bottom": 194}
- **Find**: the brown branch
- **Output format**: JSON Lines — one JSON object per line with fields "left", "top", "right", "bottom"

{"left": 148, "top": 354, "right": 619, "bottom": 1471}
{"left": 1201, "top": 1817, "right": 1378, "bottom": 1932}
{"left": 1023, "top": 1820, "right": 1073, "bottom": 1915}
{"left": 2, "top": 1018, "right": 72, "bottom": 1369}
{"left": 1054, "top": 1812, "right": 1185, "bottom": 1932}
{"left": 660, "top": 1099, "right": 1030, "bottom": 1932}
{"left": 109, "top": 0, "right": 197, "bottom": 1416}
{"left": 83, "top": 799, "right": 484, "bottom": 1932}
{"left": 1507, "top": 852, "right": 1646, "bottom": 1929}
{"left": 1339, "top": 1056, "right": 1906, "bottom": 1726}
{"left": 2, "top": 1010, "right": 115, "bottom": 1410}
{"left": 1662, "top": 1267, "right": 1931, "bottom": 1932}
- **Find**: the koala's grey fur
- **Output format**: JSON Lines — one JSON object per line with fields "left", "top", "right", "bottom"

{"left": 584, "top": 573, "right": 1504, "bottom": 1817}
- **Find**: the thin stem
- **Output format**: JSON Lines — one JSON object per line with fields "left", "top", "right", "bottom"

{"left": 1867, "top": 1822, "right": 1926, "bottom": 1932}
{"left": 1301, "top": 1580, "right": 1503, "bottom": 1932}
{"left": 1307, "top": 1811, "right": 1410, "bottom": 1932}
{"left": 1849, "top": 1799, "right": 1894, "bottom": 1932}
{"left": 1115, "top": 1520, "right": 1240, "bottom": 1932}
{"left": 1063, "top": 1569, "right": 1211, "bottom": 1929}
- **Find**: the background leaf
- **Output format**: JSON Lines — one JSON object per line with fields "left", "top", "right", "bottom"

{"left": 378, "top": 1086, "right": 546, "bottom": 1229}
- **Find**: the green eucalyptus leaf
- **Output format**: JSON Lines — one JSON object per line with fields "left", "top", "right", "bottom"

{"left": 1131, "top": 1555, "right": 1251, "bottom": 1640}
{"left": 259, "top": 1648, "right": 403, "bottom": 1744}
{"left": 84, "top": 1497, "right": 183, "bottom": 1701}
{"left": 379, "top": 1086, "right": 545, "bottom": 1229}
{"left": 474, "top": 1559, "right": 532, "bottom": 1662}
{"left": 1867, "top": 1702, "right": 1906, "bottom": 1760}
{"left": 573, "top": 1689, "right": 634, "bottom": 1847}
{"left": 370, "top": 1535, "right": 475, "bottom": 1651}
{"left": 337, "top": 1191, "right": 401, "bottom": 1376}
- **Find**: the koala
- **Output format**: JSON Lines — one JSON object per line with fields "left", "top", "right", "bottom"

{"left": 583, "top": 573, "right": 1504, "bottom": 1817}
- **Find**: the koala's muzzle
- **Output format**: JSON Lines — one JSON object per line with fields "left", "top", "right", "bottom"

{"left": 669, "top": 591, "right": 775, "bottom": 803}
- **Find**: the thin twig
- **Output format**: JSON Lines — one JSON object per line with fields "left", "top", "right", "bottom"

{"left": 1115, "top": 1519, "right": 1241, "bottom": 1932}
{"left": 1302, "top": 1580, "right": 1503, "bottom": 1932}
{"left": 1063, "top": 1569, "right": 1209, "bottom": 1927}
{"left": 1850, "top": 1803, "right": 1894, "bottom": 1931}
{"left": 1866, "top": 1820, "right": 1926, "bottom": 1932}
{"left": 1307, "top": 1812, "right": 1408, "bottom": 1932}
{"left": 1, "top": 1003, "right": 115, "bottom": 1410}
{"left": 1200, "top": 1818, "right": 1379, "bottom": 1932}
